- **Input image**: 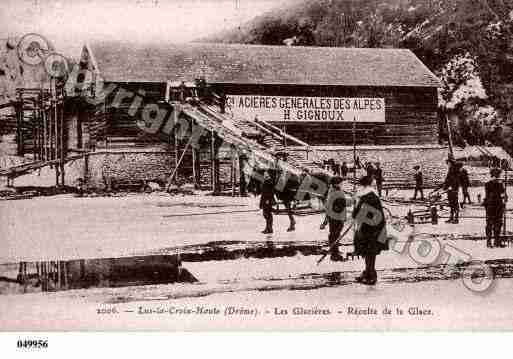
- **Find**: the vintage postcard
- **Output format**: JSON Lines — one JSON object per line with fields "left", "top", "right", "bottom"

{"left": 1, "top": 0, "right": 513, "bottom": 333}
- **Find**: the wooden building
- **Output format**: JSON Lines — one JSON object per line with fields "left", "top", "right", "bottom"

{"left": 69, "top": 41, "right": 448, "bottom": 189}
{"left": 78, "top": 41, "right": 440, "bottom": 147}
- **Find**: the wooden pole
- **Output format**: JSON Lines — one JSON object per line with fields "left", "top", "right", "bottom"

{"left": 166, "top": 137, "right": 193, "bottom": 191}
{"left": 211, "top": 130, "right": 216, "bottom": 192}
{"left": 39, "top": 89, "right": 43, "bottom": 160}
{"left": 41, "top": 262, "right": 47, "bottom": 292}
{"left": 504, "top": 168, "right": 508, "bottom": 236}
{"left": 48, "top": 261, "right": 53, "bottom": 284}
{"left": 18, "top": 262, "right": 23, "bottom": 284}
{"left": 16, "top": 90, "right": 23, "bottom": 156}
{"left": 214, "top": 135, "right": 221, "bottom": 194}
{"left": 36, "top": 95, "right": 40, "bottom": 160}
{"left": 353, "top": 116, "right": 357, "bottom": 193}
{"left": 58, "top": 87, "right": 65, "bottom": 185}
{"left": 43, "top": 102, "right": 47, "bottom": 161}
{"left": 63, "top": 262, "right": 69, "bottom": 290}
{"left": 84, "top": 153, "right": 89, "bottom": 185}
{"left": 47, "top": 97, "right": 51, "bottom": 161}
{"left": 239, "top": 154, "right": 247, "bottom": 196}
{"left": 32, "top": 108, "right": 37, "bottom": 160}
{"left": 53, "top": 81, "right": 59, "bottom": 186}
{"left": 446, "top": 113, "right": 454, "bottom": 159}
{"left": 192, "top": 147, "right": 198, "bottom": 189}
{"left": 56, "top": 260, "right": 61, "bottom": 290}
{"left": 174, "top": 128, "right": 179, "bottom": 170}
{"left": 231, "top": 151, "right": 236, "bottom": 197}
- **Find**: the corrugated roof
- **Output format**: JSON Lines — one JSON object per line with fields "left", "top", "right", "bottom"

{"left": 88, "top": 41, "right": 440, "bottom": 87}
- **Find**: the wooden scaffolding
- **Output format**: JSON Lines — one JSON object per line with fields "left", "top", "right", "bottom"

{"left": 14, "top": 80, "right": 67, "bottom": 186}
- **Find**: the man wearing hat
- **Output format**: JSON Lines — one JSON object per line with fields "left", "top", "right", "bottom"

{"left": 374, "top": 162, "right": 384, "bottom": 197}
{"left": 443, "top": 159, "right": 461, "bottom": 224}
{"left": 260, "top": 170, "right": 276, "bottom": 234}
{"left": 274, "top": 152, "right": 296, "bottom": 232}
{"left": 483, "top": 167, "right": 507, "bottom": 247}
{"left": 412, "top": 165, "right": 424, "bottom": 200}
{"left": 459, "top": 165, "right": 471, "bottom": 207}
{"left": 324, "top": 176, "right": 347, "bottom": 261}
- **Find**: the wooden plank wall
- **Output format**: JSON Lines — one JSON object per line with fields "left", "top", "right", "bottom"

{"left": 214, "top": 84, "right": 439, "bottom": 146}
{"left": 103, "top": 82, "right": 166, "bottom": 140}
{"left": 99, "top": 82, "right": 439, "bottom": 147}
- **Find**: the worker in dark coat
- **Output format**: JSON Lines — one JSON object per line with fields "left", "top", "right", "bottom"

{"left": 321, "top": 176, "right": 347, "bottom": 261}
{"left": 341, "top": 162, "right": 348, "bottom": 178}
{"left": 353, "top": 175, "right": 388, "bottom": 285}
{"left": 274, "top": 153, "right": 296, "bottom": 232}
{"left": 412, "top": 165, "right": 425, "bottom": 200}
{"left": 483, "top": 167, "right": 507, "bottom": 248}
{"left": 443, "top": 160, "right": 461, "bottom": 224}
{"left": 374, "top": 162, "right": 383, "bottom": 197}
{"left": 365, "top": 162, "right": 375, "bottom": 178}
{"left": 328, "top": 158, "right": 338, "bottom": 176}
{"left": 276, "top": 172, "right": 298, "bottom": 232}
{"left": 459, "top": 166, "right": 471, "bottom": 206}
{"left": 260, "top": 170, "right": 276, "bottom": 234}
{"left": 355, "top": 156, "right": 362, "bottom": 169}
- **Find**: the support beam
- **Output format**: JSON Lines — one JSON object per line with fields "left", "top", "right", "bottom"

{"left": 60, "top": 96, "right": 65, "bottom": 186}
{"left": 231, "top": 147, "right": 236, "bottom": 197}
{"left": 239, "top": 154, "right": 247, "bottom": 196}
{"left": 166, "top": 136, "right": 193, "bottom": 191}
{"left": 174, "top": 127, "right": 179, "bottom": 169}
{"left": 84, "top": 153, "right": 90, "bottom": 184}
{"left": 446, "top": 113, "right": 454, "bottom": 159}
{"left": 210, "top": 131, "right": 222, "bottom": 194}
{"left": 16, "top": 91, "right": 23, "bottom": 156}
{"left": 192, "top": 147, "right": 200, "bottom": 189}
{"left": 43, "top": 105, "right": 48, "bottom": 161}
{"left": 210, "top": 130, "right": 215, "bottom": 191}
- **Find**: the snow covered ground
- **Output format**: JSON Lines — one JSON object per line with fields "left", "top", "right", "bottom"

{"left": 1, "top": 188, "right": 513, "bottom": 330}
{"left": 1, "top": 187, "right": 511, "bottom": 262}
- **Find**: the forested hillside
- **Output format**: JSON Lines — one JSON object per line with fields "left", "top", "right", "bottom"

{"left": 207, "top": 0, "right": 513, "bottom": 154}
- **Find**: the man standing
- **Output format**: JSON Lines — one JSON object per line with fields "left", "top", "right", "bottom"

{"left": 275, "top": 152, "right": 296, "bottom": 232}
{"left": 483, "top": 167, "right": 507, "bottom": 248}
{"left": 353, "top": 175, "right": 387, "bottom": 285}
{"left": 443, "top": 160, "right": 461, "bottom": 224}
{"left": 260, "top": 170, "right": 276, "bottom": 234}
{"left": 341, "top": 162, "right": 348, "bottom": 178}
{"left": 459, "top": 165, "right": 471, "bottom": 206}
{"left": 365, "top": 162, "right": 375, "bottom": 178}
{"left": 412, "top": 165, "right": 424, "bottom": 200}
{"left": 374, "top": 162, "right": 384, "bottom": 197}
{"left": 324, "top": 176, "right": 347, "bottom": 262}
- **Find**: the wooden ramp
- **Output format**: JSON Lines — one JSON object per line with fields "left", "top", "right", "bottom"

{"left": 183, "top": 102, "right": 328, "bottom": 176}
{"left": 0, "top": 153, "right": 88, "bottom": 180}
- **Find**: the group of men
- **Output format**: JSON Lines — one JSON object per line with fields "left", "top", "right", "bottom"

{"left": 323, "top": 158, "right": 384, "bottom": 196}
{"left": 441, "top": 160, "right": 467, "bottom": 224}
{"left": 412, "top": 160, "right": 472, "bottom": 210}
{"left": 259, "top": 154, "right": 508, "bottom": 251}
{"left": 439, "top": 158, "right": 508, "bottom": 247}
{"left": 324, "top": 159, "right": 349, "bottom": 179}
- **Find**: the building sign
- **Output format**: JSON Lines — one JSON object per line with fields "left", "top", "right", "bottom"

{"left": 226, "top": 95, "right": 385, "bottom": 122}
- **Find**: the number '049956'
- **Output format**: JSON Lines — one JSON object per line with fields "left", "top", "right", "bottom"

{"left": 17, "top": 339, "right": 48, "bottom": 349}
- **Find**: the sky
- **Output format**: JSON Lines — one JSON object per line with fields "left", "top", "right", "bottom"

{"left": 0, "top": 0, "right": 294, "bottom": 57}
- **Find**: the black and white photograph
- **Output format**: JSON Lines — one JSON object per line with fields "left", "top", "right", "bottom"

{"left": 1, "top": 0, "right": 513, "bottom": 333}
